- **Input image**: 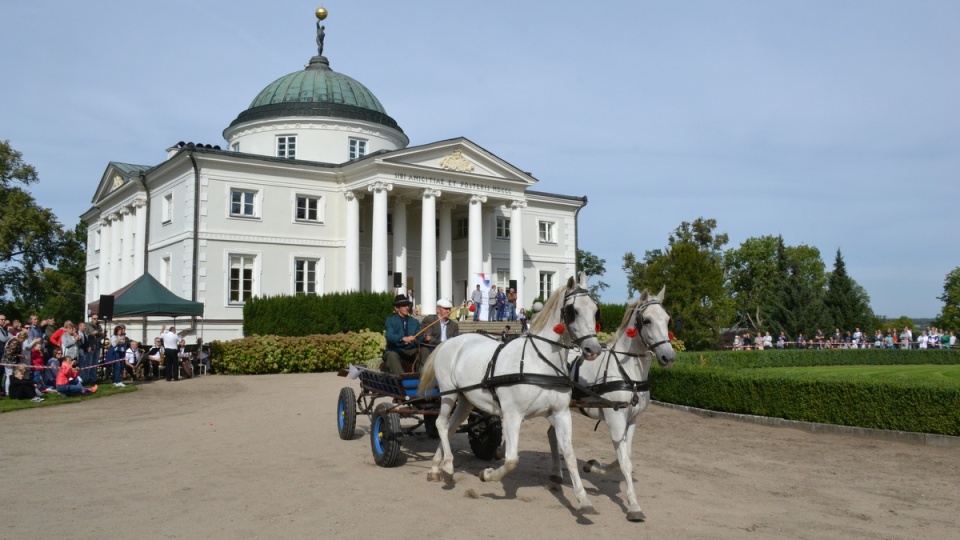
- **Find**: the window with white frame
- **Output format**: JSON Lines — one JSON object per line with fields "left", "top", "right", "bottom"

{"left": 349, "top": 138, "right": 367, "bottom": 160}
{"left": 455, "top": 217, "right": 469, "bottom": 239}
{"left": 230, "top": 189, "right": 257, "bottom": 218}
{"left": 538, "top": 221, "right": 556, "bottom": 244}
{"left": 162, "top": 192, "right": 173, "bottom": 223}
{"left": 496, "top": 269, "right": 510, "bottom": 289}
{"left": 160, "top": 255, "right": 172, "bottom": 289}
{"left": 277, "top": 135, "right": 296, "bottom": 159}
{"left": 295, "top": 195, "right": 323, "bottom": 222}
{"left": 496, "top": 216, "right": 510, "bottom": 239}
{"left": 539, "top": 271, "right": 554, "bottom": 300}
{"left": 294, "top": 258, "right": 320, "bottom": 295}
{"left": 229, "top": 254, "right": 256, "bottom": 304}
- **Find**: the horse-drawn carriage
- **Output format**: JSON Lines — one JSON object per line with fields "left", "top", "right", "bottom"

{"left": 336, "top": 366, "right": 503, "bottom": 467}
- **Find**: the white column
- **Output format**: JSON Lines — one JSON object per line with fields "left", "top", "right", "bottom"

{"left": 482, "top": 207, "right": 494, "bottom": 276}
{"left": 368, "top": 182, "right": 392, "bottom": 292}
{"left": 392, "top": 196, "right": 409, "bottom": 293}
{"left": 120, "top": 207, "right": 133, "bottom": 285}
{"left": 438, "top": 201, "right": 454, "bottom": 303}
{"left": 99, "top": 217, "right": 112, "bottom": 293}
{"left": 132, "top": 199, "right": 147, "bottom": 279}
{"left": 109, "top": 213, "right": 121, "bottom": 291}
{"left": 467, "top": 195, "right": 486, "bottom": 276}
{"left": 344, "top": 191, "right": 363, "bottom": 291}
{"left": 510, "top": 200, "right": 527, "bottom": 311}
{"left": 420, "top": 189, "right": 440, "bottom": 315}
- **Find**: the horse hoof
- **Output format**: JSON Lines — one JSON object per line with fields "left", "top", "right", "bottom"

{"left": 549, "top": 474, "right": 563, "bottom": 484}
{"left": 427, "top": 471, "right": 441, "bottom": 482}
{"left": 627, "top": 510, "right": 646, "bottom": 522}
{"left": 478, "top": 469, "right": 493, "bottom": 482}
{"left": 578, "top": 505, "right": 598, "bottom": 516}
{"left": 583, "top": 459, "right": 601, "bottom": 473}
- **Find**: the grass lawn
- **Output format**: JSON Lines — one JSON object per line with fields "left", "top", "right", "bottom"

{"left": 0, "top": 383, "right": 137, "bottom": 413}
{"left": 751, "top": 364, "right": 960, "bottom": 386}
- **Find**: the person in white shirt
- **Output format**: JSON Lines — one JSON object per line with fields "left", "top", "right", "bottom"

{"left": 119, "top": 341, "right": 141, "bottom": 384}
{"left": 160, "top": 325, "right": 181, "bottom": 381}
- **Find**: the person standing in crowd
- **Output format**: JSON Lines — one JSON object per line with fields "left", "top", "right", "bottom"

{"left": 4, "top": 330, "right": 28, "bottom": 395}
{"left": 496, "top": 287, "right": 507, "bottom": 322}
{"left": 487, "top": 286, "right": 497, "bottom": 322}
{"left": 108, "top": 325, "right": 129, "bottom": 387}
{"left": 60, "top": 321, "right": 79, "bottom": 359}
{"left": 506, "top": 288, "right": 517, "bottom": 322}
{"left": 406, "top": 289, "right": 415, "bottom": 306}
{"left": 382, "top": 294, "right": 422, "bottom": 374}
{"left": 160, "top": 325, "right": 181, "bottom": 382}
{"left": 422, "top": 298, "right": 460, "bottom": 347}
{"left": 75, "top": 322, "right": 94, "bottom": 382}
{"left": 86, "top": 314, "right": 103, "bottom": 367}
{"left": 471, "top": 285, "right": 483, "bottom": 321}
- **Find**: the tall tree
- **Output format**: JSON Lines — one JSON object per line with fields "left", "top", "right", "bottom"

{"left": 823, "top": 249, "right": 874, "bottom": 331}
{"left": 623, "top": 217, "right": 733, "bottom": 350}
{"left": 724, "top": 235, "right": 785, "bottom": 331}
{"left": 934, "top": 267, "right": 960, "bottom": 331}
{"left": 0, "top": 140, "right": 81, "bottom": 320}
{"left": 576, "top": 249, "right": 609, "bottom": 299}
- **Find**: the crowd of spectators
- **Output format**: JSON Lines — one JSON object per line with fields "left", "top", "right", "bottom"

{"left": 731, "top": 326, "right": 957, "bottom": 350}
{"left": 0, "top": 313, "right": 211, "bottom": 403}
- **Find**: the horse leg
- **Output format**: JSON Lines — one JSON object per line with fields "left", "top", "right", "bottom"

{"left": 547, "top": 425, "right": 564, "bottom": 484}
{"left": 551, "top": 409, "right": 597, "bottom": 515}
{"left": 439, "top": 399, "right": 474, "bottom": 478}
{"left": 619, "top": 420, "right": 646, "bottom": 521}
{"left": 428, "top": 395, "right": 457, "bottom": 482}
{"left": 479, "top": 410, "right": 521, "bottom": 483}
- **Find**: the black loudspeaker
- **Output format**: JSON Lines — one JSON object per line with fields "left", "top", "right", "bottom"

{"left": 393, "top": 272, "right": 403, "bottom": 288}
{"left": 99, "top": 295, "right": 115, "bottom": 320}
{"left": 509, "top": 279, "right": 517, "bottom": 291}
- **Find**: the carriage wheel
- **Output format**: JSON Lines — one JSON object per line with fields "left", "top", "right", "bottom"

{"left": 370, "top": 403, "right": 402, "bottom": 467}
{"left": 468, "top": 413, "right": 503, "bottom": 461}
{"left": 337, "top": 387, "right": 357, "bottom": 440}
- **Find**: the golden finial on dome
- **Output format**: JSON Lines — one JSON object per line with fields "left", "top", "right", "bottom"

{"left": 316, "top": 7, "right": 328, "bottom": 20}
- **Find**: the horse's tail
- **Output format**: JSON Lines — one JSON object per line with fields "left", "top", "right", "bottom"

{"left": 417, "top": 345, "right": 439, "bottom": 396}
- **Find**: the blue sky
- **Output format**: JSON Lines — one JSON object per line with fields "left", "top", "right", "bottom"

{"left": 3, "top": 1, "right": 958, "bottom": 318}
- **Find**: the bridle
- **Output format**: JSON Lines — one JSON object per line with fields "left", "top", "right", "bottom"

{"left": 632, "top": 298, "right": 671, "bottom": 352}
{"left": 560, "top": 287, "right": 600, "bottom": 347}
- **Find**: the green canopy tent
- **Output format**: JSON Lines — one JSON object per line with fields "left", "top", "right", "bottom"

{"left": 88, "top": 273, "right": 204, "bottom": 317}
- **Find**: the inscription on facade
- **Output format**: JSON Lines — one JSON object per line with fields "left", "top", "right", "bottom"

{"left": 393, "top": 171, "right": 513, "bottom": 195}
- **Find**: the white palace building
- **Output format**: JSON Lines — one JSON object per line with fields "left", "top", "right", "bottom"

{"left": 82, "top": 17, "right": 587, "bottom": 341}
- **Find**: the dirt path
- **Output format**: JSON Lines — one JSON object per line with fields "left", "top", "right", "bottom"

{"left": 1, "top": 373, "right": 957, "bottom": 539}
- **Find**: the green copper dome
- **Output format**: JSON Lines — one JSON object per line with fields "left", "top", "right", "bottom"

{"left": 228, "top": 56, "right": 403, "bottom": 132}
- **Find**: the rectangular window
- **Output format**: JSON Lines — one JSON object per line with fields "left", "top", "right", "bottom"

{"left": 295, "top": 195, "right": 322, "bottom": 222}
{"left": 160, "top": 256, "right": 172, "bottom": 289}
{"left": 538, "top": 221, "right": 556, "bottom": 244}
{"left": 496, "top": 216, "right": 510, "bottom": 239}
{"left": 496, "top": 269, "right": 510, "bottom": 289}
{"left": 229, "top": 255, "right": 256, "bottom": 304}
{"left": 162, "top": 192, "right": 173, "bottom": 223}
{"left": 277, "top": 136, "right": 297, "bottom": 159}
{"left": 349, "top": 138, "right": 367, "bottom": 160}
{"left": 94, "top": 229, "right": 101, "bottom": 252}
{"left": 539, "top": 271, "right": 554, "bottom": 300}
{"left": 387, "top": 213, "right": 393, "bottom": 235}
{"left": 231, "top": 189, "right": 257, "bottom": 217}
{"left": 294, "top": 259, "right": 319, "bottom": 295}
{"left": 456, "top": 218, "right": 469, "bottom": 239}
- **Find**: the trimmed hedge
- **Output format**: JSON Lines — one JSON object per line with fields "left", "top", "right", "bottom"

{"left": 243, "top": 292, "right": 394, "bottom": 336}
{"left": 651, "top": 349, "right": 960, "bottom": 435}
{"left": 210, "top": 331, "right": 386, "bottom": 374}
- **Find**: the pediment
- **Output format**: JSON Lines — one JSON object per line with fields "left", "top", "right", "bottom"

{"left": 376, "top": 137, "right": 538, "bottom": 187}
{"left": 91, "top": 161, "right": 153, "bottom": 205}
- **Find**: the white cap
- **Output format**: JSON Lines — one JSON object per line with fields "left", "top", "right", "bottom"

{"left": 436, "top": 298, "right": 453, "bottom": 309}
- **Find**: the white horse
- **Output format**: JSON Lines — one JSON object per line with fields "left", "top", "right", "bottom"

{"left": 548, "top": 288, "right": 676, "bottom": 522}
{"left": 418, "top": 274, "right": 604, "bottom": 515}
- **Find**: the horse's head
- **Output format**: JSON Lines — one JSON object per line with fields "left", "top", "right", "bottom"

{"left": 557, "top": 274, "right": 603, "bottom": 360}
{"left": 629, "top": 287, "right": 676, "bottom": 367}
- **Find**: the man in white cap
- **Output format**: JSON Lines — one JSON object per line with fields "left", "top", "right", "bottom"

{"left": 422, "top": 298, "right": 460, "bottom": 347}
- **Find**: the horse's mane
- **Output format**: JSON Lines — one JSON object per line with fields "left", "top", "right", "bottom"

{"left": 605, "top": 294, "right": 645, "bottom": 347}
{"left": 528, "top": 281, "right": 570, "bottom": 334}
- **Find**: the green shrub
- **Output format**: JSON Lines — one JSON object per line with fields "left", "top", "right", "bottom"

{"left": 210, "top": 331, "right": 386, "bottom": 374}
{"left": 651, "top": 349, "right": 960, "bottom": 436}
{"left": 243, "top": 292, "right": 394, "bottom": 336}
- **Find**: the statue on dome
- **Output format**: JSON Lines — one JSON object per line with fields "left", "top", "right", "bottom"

{"left": 317, "top": 23, "right": 326, "bottom": 56}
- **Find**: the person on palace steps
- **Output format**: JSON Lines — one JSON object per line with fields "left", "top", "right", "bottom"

{"left": 382, "top": 294, "right": 423, "bottom": 374}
